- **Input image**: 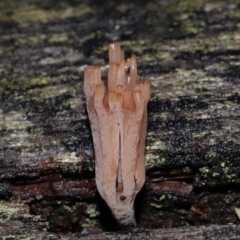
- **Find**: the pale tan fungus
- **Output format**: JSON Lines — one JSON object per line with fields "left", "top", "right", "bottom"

{"left": 84, "top": 42, "right": 150, "bottom": 227}
{"left": 234, "top": 207, "right": 240, "bottom": 220}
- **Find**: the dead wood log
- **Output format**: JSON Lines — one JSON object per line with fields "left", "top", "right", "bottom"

{"left": 1, "top": 0, "right": 240, "bottom": 237}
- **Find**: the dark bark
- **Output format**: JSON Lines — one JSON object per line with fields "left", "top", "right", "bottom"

{"left": 1, "top": 0, "right": 240, "bottom": 237}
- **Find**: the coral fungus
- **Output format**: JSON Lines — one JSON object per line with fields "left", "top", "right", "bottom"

{"left": 84, "top": 42, "right": 150, "bottom": 227}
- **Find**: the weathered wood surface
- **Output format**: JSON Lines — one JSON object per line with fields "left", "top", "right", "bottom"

{"left": 1, "top": 0, "right": 240, "bottom": 237}
{"left": 1, "top": 203, "right": 240, "bottom": 240}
